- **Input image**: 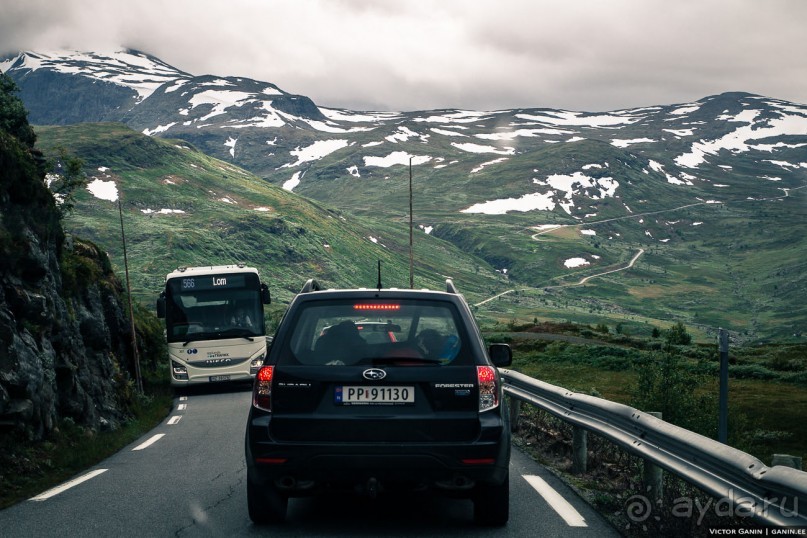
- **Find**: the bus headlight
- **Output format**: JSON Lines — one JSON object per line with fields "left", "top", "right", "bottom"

{"left": 250, "top": 354, "right": 265, "bottom": 375}
{"left": 171, "top": 361, "right": 189, "bottom": 380}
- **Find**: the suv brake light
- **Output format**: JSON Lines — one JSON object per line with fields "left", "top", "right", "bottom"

{"left": 477, "top": 365, "right": 499, "bottom": 412}
{"left": 253, "top": 365, "right": 274, "bottom": 411}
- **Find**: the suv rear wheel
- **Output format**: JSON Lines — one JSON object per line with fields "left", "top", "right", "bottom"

{"left": 472, "top": 471, "right": 509, "bottom": 526}
{"left": 247, "top": 474, "right": 288, "bottom": 524}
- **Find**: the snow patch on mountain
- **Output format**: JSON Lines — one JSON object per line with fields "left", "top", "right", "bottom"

{"left": 319, "top": 108, "right": 401, "bottom": 123}
{"left": 675, "top": 109, "right": 807, "bottom": 168}
{"left": 413, "top": 110, "right": 497, "bottom": 124}
{"left": 564, "top": 257, "right": 590, "bottom": 268}
{"left": 141, "top": 208, "right": 185, "bottom": 215}
{"left": 648, "top": 160, "right": 693, "bottom": 185}
{"left": 462, "top": 191, "right": 556, "bottom": 215}
{"left": 188, "top": 89, "right": 254, "bottom": 121}
{"left": 515, "top": 110, "right": 643, "bottom": 127}
{"left": 431, "top": 128, "right": 467, "bottom": 137}
{"left": 143, "top": 123, "right": 177, "bottom": 136}
{"left": 471, "top": 157, "right": 509, "bottom": 174}
{"left": 386, "top": 126, "right": 428, "bottom": 144}
{"left": 224, "top": 136, "right": 238, "bottom": 157}
{"left": 462, "top": 170, "right": 618, "bottom": 215}
{"left": 669, "top": 104, "right": 701, "bottom": 116}
{"left": 87, "top": 178, "right": 118, "bottom": 202}
{"left": 452, "top": 142, "right": 514, "bottom": 155}
{"left": 611, "top": 138, "right": 655, "bottom": 148}
{"left": 283, "top": 139, "right": 350, "bottom": 167}
{"left": 283, "top": 171, "right": 303, "bottom": 191}
{"left": 476, "top": 127, "right": 573, "bottom": 140}
{"left": 364, "top": 152, "right": 431, "bottom": 167}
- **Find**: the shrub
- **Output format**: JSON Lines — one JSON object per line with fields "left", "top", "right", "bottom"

{"left": 730, "top": 364, "right": 779, "bottom": 381}
{"left": 629, "top": 347, "right": 716, "bottom": 436}
{"left": 665, "top": 321, "right": 692, "bottom": 345}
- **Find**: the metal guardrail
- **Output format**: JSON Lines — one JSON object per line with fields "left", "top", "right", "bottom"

{"left": 500, "top": 368, "right": 807, "bottom": 527}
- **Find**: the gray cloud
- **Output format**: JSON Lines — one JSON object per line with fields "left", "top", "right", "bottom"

{"left": 1, "top": 0, "right": 805, "bottom": 111}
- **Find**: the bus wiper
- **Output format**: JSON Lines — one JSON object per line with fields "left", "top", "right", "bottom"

{"left": 183, "top": 334, "right": 212, "bottom": 346}
{"left": 182, "top": 329, "right": 255, "bottom": 346}
{"left": 219, "top": 328, "right": 256, "bottom": 341}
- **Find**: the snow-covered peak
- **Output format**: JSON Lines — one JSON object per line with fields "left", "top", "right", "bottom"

{"left": 2, "top": 49, "right": 189, "bottom": 101}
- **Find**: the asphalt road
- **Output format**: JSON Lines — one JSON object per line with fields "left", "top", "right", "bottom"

{"left": 0, "top": 385, "right": 621, "bottom": 537}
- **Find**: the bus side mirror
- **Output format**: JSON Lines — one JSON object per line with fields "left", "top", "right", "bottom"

{"left": 261, "top": 284, "right": 271, "bottom": 305}
{"left": 156, "top": 294, "right": 166, "bottom": 319}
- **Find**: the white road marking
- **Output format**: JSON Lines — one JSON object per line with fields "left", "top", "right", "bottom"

{"left": 179, "top": 396, "right": 188, "bottom": 401}
{"left": 523, "top": 474, "right": 588, "bottom": 527}
{"left": 132, "top": 434, "right": 165, "bottom": 451}
{"left": 178, "top": 403, "right": 187, "bottom": 410}
{"left": 29, "top": 469, "right": 108, "bottom": 501}
{"left": 168, "top": 415, "right": 182, "bottom": 425}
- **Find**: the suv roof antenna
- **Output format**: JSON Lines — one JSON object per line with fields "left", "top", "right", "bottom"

{"left": 377, "top": 260, "right": 382, "bottom": 290}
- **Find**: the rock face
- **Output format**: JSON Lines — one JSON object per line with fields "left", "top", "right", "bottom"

{"left": 0, "top": 129, "right": 135, "bottom": 441}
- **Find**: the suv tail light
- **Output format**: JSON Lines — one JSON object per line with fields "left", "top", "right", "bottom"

{"left": 477, "top": 365, "right": 499, "bottom": 412}
{"left": 253, "top": 365, "right": 274, "bottom": 411}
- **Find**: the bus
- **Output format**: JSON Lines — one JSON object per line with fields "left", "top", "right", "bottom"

{"left": 156, "top": 264, "right": 271, "bottom": 387}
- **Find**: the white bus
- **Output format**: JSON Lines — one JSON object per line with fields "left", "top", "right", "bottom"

{"left": 156, "top": 264, "right": 271, "bottom": 387}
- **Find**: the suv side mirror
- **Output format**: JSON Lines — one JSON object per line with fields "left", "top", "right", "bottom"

{"left": 488, "top": 343, "right": 512, "bottom": 367}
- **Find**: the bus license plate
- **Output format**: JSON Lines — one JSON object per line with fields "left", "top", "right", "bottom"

{"left": 335, "top": 386, "right": 414, "bottom": 405}
{"left": 209, "top": 375, "right": 231, "bottom": 382}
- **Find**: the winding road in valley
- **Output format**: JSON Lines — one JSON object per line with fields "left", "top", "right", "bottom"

{"left": 472, "top": 248, "right": 644, "bottom": 307}
{"left": 474, "top": 185, "right": 806, "bottom": 307}
{"left": 546, "top": 248, "right": 645, "bottom": 289}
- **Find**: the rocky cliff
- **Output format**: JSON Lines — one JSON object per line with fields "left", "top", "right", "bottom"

{"left": 0, "top": 90, "right": 138, "bottom": 441}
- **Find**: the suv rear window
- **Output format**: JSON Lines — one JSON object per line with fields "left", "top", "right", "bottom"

{"left": 278, "top": 299, "right": 466, "bottom": 366}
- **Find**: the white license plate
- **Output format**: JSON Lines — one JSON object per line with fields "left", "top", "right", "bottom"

{"left": 336, "top": 386, "right": 415, "bottom": 405}
{"left": 209, "top": 375, "right": 231, "bottom": 382}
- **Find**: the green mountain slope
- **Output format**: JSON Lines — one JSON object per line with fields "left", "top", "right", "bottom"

{"left": 35, "top": 123, "right": 507, "bottom": 308}
{"left": 36, "top": 122, "right": 807, "bottom": 342}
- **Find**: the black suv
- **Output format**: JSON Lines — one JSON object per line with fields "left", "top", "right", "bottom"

{"left": 245, "top": 279, "right": 513, "bottom": 526}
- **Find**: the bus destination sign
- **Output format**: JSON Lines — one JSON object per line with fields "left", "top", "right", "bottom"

{"left": 170, "top": 274, "right": 248, "bottom": 292}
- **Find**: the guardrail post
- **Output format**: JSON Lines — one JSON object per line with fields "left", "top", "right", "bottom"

{"left": 572, "top": 426, "right": 587, "bottom": 474}
{"left": 718, "top": 328, "right": 729, "bottom": 443}
{"left": 643, "top": 411, "right": 664, "bottom": 501}
{"left": 772, "top": 454, "right": 803, "bottom": 470}
{"left": 508, "top": 396, "right": 521, "bottom": 432}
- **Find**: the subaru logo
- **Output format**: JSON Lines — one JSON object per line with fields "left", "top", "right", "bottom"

{"left": 362, "top": 368, "right": 387, "bottom": 381}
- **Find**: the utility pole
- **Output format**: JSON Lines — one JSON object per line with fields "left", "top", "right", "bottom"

{"left": 409, "top": 157, "right": 414, "bottom": 289}
{"left": 119, "top": 198, "right": 143, "bottom": 394}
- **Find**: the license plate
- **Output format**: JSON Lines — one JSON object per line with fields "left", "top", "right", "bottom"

{"left": 209, "top": 375, "right": 231, "bottom": 382}
{"left": 335, "top": 386, "right": 415, "bottom": 405}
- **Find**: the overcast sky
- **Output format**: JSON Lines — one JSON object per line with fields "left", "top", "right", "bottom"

{"left": 1, "top": 0, "right": 805, "bottom": 112}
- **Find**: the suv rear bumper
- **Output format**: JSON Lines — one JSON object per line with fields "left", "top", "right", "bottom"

{"left": 245, "top": 415, "right": 510, "bottom": 494}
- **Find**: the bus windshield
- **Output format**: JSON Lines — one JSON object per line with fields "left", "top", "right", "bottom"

{"left": 165, "top": 276, "right": 265, "bottom": 343}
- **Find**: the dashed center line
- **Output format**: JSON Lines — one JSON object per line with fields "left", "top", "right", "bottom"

{"left": 167, "top": 416, "right": 182, "bottom": 425}
{"left": 523, "top": 474, "right": 588, "bottom": 527}
{"left": 132, "top": 434, "right": 165, "bottom": 451}
{"left": 29, "top": 469, "right": 108, "bottom": 501}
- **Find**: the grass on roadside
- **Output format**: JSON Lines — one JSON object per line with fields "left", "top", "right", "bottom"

{"left": 520, "top": 359, "right": 807, "bottom": 465}
{"left": 0, "top": 384, "right": 173, "bottom": 510}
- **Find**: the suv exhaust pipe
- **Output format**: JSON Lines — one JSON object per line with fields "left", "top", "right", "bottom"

{"left": 276, "top": 476, "right": 297, "bottom": 489}
{"left": 366, "top": 477, "right": 379, "bottom": 499}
